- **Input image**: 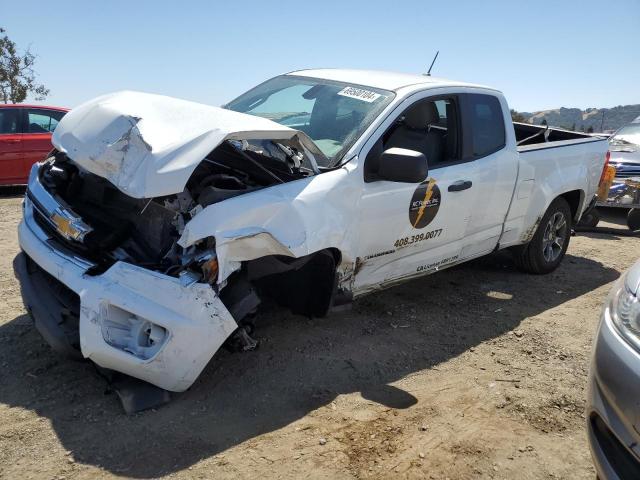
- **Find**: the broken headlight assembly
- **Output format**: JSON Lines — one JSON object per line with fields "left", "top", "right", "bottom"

{"left": 200, "top": 255, "right": 219, "bottom": 284}
{"left": 609, "top": 273, "right": 640, "bottom": 351}
{"left": 171, "top": 237, "right": 219, "bottom": 286}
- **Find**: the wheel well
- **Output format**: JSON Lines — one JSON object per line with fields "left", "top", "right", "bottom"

{"left": 558, "top": 190, "right": 583, "bottom": 221}
{"left": 234, "top": 248, "right": 341, "bottom": 319}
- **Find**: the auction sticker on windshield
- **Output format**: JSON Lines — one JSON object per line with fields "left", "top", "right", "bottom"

{"left": 337, "top": 86, "right": 381, "bottom": 103}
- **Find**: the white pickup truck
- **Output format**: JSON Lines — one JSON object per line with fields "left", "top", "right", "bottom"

{"left": 15, "top": 69, "right": 609, "bottom": 410}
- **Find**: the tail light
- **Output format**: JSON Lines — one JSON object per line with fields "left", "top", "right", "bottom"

{"left": 597, "top": 151, "right": 616, "bottom": 200}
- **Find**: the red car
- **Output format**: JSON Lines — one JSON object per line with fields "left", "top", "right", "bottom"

{"left": 0, "top": 104, "right": 69, "bottom": 185}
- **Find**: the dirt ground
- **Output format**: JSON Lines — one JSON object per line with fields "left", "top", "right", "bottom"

{"left": 0, "top": 189, "right": 638, "bottom": 480}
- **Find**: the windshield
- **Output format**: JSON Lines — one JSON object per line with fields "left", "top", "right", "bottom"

{"left": 610, "top": 123, "right": 640, "bottom": 149}
{"left": 225, "top": 75, "right": 395, "bottom": 166}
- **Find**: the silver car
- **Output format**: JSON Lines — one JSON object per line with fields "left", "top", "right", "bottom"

{"left": 588, "top": 258, "right": 640, "bottom": 478}
{"left": 609, "top": 121, "right": 640, "bottom": 178}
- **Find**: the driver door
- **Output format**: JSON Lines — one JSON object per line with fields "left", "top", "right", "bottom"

{"left": 353, "top": 94, "right": 479, "bottom": 292}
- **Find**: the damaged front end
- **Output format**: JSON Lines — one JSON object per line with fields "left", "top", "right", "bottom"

{"left": 19, "top": 156, "right": 240, "bottom": 393}
{"left": 16, "top": 93, "right": 344, "bottom": 410}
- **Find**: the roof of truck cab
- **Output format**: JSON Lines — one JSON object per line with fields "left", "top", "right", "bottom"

{"left": 288, "top": 68, "right": 496, "bottom": 93}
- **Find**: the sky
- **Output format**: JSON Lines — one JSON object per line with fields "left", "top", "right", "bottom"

{"left": 2, "top": 0, "right": 639, "bottom": 112}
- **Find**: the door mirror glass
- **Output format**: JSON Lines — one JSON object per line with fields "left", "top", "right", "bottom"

{"left": 376, "top": 147, "right": 428, "bottom": 183}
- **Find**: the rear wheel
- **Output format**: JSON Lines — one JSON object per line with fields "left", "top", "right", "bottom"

{"left": 577, "top": 208, "right": 600, "bottom": 228}
{"left": 512, "top": 197, "right": 572, "bottom": 274}
{"left": 627, "top": 208, "right": 640, "bottom": 231}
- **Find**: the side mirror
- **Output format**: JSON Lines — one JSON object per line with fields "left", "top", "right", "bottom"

{"left": 377, "top": 148, "right": 428, "bottom": 183}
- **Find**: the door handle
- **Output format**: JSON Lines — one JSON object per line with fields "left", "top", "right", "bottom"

{"left": 5, "top": 139, "right": 21, "bottom": 144}
{"left": 448, "top": 180, "right": 472, "bottom": 192}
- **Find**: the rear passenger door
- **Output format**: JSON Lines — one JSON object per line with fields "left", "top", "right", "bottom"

{"left": 457, "top": 93, "right": 518, "bottom": 258}
{"left": 0, "top": 108, "right": 24, "bottom": 185}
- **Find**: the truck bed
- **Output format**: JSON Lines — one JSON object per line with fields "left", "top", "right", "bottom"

{"left": 514, "top": 121, "right": 607, "bottom": 152}
{"left": 497, "top": 123, "right": 609, "bottom": 250}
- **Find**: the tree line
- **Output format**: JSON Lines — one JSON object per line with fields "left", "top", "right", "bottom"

{"left": 511, "top": 109, "right": 595, "bottom": 133}
{"left": 0, "top": 27, "right": 49, "bottom": 103}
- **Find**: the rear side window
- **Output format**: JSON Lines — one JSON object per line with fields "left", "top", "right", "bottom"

{"left": 27, "top": 109, "right": 66, "bottom": 133}
{"left": 467, "top": 94, "right": 505, "bottom": 157}
{"left": 0, "top": 109, "right": 19, "bottom": 134}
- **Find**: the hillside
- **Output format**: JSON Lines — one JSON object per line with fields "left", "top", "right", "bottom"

{"left": 519, "top": 104, "right": 640, "bottom": 132}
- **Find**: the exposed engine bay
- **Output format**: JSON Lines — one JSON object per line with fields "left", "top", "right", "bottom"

{"left": 36, "top": 138, "right": 337, "bottom": 349}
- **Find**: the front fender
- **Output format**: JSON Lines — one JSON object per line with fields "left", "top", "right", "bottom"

{"left": 178, "top": 168, "right": 361, "bottom": 284}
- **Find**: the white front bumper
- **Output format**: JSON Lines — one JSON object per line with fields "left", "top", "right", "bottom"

{"left": 18, "top": 195, "right": 237, "bottom": 392}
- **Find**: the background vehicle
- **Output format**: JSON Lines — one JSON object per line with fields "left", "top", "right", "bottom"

{"left": 610, "top": 120, "right": 640, "bottom": 165}
{"left": 582, "top": 120, "right": 640, "bottom": 230}
{"left": 14, "top": 70, "right": 609, "bottom": 410}
{"left": 588, "top": 258, "right": 640, "bottom": 479}
{"left": 0, "top": 104, "right": 68, "bottom": 185}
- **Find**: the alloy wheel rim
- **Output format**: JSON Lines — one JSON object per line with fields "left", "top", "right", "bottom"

{"left": 542, "top": 212, "right": 567, "bottom": 263}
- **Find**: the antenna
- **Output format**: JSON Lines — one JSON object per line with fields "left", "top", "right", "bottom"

{"left": 426, "top": 51, "right": 440, "bottom": 76}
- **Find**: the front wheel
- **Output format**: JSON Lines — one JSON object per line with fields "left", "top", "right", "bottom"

{"left": 512, "top": 197, "right": 572, "bottom": 274}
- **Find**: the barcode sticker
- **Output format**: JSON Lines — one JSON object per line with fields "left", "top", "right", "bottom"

{"left": 337, "top": 86, "right": 381, "bottom": 103}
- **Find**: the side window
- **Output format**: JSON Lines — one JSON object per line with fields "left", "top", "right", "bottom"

{"left": 466, "top": 94, "right": 505, "bottom": 157}
{"left": 364, "top": 96, "right": 461, "bottom": 181}
{"left": 0, "top": 109, "right": 19, "bottom": 134}
{"left": 26, "top": 109, "right": 66, "bottom": 133}
{"left": 433, "top": 100, "right": 448, "bottom": 127}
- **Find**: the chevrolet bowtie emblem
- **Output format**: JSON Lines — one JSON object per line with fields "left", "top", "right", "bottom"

{"left": 50, "top": 209, "right": 91, "bottom": 241}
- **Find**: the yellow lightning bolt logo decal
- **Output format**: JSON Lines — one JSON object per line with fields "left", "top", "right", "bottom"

{"left": 412, "top": 179, "right": 436, "bottom": 228}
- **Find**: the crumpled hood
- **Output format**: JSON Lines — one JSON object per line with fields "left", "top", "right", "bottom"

{"left": 52, "top": 91, "right": 319, "bottom": 198}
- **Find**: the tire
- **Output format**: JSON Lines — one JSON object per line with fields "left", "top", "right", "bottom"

{"left": 577, "top": 208, "right": 600, "bottom": 228}
{"left": 512, "top": 197, "right": 572, "bottom": 274}
{"left": 627, "top": 208, "right": 640, "bottom": 231}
